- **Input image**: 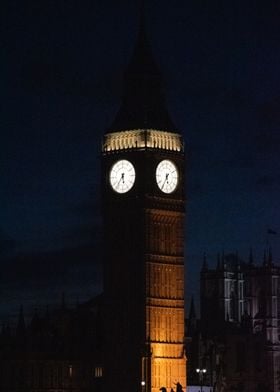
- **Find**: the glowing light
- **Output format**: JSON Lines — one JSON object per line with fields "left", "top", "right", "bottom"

{"left": 103, "top": 129, "right": 183, "bottom": 153}
{"left": 141, "top": 381, "right": 146, "bottom": 386}
{"left": 196, "top": 368, "right": 207, "bottom": 374}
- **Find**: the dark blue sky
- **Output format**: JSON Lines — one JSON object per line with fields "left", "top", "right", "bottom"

{"left": 1, "top": 0, "right": 280, "bottom": 319}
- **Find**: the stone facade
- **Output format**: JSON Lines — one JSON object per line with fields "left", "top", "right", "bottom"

{"left": 187, "top": 251, "right": 280, "bottom": 392}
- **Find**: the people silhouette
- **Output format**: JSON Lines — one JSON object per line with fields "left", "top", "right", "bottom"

{"left": 175, "top": 382, "right": 183, "bottom": 392}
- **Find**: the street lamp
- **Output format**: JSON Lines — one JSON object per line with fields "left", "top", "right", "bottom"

{"left": 196, "top": 368, "right": 207, "bottom": 392}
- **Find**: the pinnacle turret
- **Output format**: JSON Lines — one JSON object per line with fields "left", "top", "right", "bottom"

{"left": 249, "top": 247, "right": 254, "bottom": 265}
{"left": 268, "top": 246, "right": 273, "bottom": 265}
{"left": 16, "top": 305, "right": 26, "bottom": 338}
{"left": 187, "top": 296, "right": 197, "bottom": 336}
{"left": 263, "top": 249, "right": 267, "bottom": 266}
{"left": 216, "top": 253, "right": 221, "bottom": 270}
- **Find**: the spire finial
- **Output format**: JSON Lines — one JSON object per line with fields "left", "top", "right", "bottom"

{"left": 236, "top": 251, "right": 240, "bottom": 270}
{"left": 268, "top": 246, "right": 273, "bottom": 265}
{"left": 187, "top": 296, "right": 197, "bottom": 336}
{"left": 202, "top": 253, "right": 208, "bottom": 270}
{"left": 263, "top": 249, "right": 267, "bottom": 266}
{"left": 249, "top": 247, "right": 254, "bottom": 265}
{"left": 16, "top": 304, "right": 26, "bottom": 337}
{"left": 216, "top": 253, "right": 221, "bottom": 269}
{"left": 222, "top": 250, "right": 226, "bottom": 270}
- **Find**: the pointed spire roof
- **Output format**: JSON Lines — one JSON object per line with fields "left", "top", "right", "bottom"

{"left": 268, "top": 246, "right": 273, "bottom": 265}
{"left": 249, "top": 247, "right": 254, "bottom": 265}
{"left": 187, "top": 296, "right": 197, "bottom": 336}
{"left": 31, "top": 308, "right": 40, "bottom": 331}
{"left": 263, "top": 249, "right": 267, "bottom": 266}
{"left": 109, "top": 19, "right": 177, "bottom": 133}
{"left": 222, "top": 250, "right": 227, "bottom": 270}
{"left": 216, "top": 253, "right": 221, "bottom": 270}
{"left": 125, "top": 22, "right": 160, "bottom": 77}
{"left": 236, "top": 251, "right": 241, "bottom": 270}
{"left": 16, "top": 305, "right": 26, "bottom": 337}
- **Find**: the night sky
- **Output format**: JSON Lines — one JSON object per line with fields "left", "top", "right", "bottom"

{"left": 2, "top": 0, "right": 280, "bottom": 320}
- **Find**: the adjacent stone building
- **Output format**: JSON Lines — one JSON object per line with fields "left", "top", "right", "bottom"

{"left": 0, "top": 297, "right": 103, "bottom": 391}
{"left": 187, "top": 250, "right": 280, "bottom": 392}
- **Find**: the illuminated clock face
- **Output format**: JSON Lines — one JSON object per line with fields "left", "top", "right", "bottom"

{"left": 110, "top": 159, "right": 136, "bottom": 193}
{"left": 156, "top": 160, "right": 178, "bottom": 193}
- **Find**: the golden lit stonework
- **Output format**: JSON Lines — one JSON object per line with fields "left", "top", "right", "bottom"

{"left": 143, "top": 210, "right": 187, "bottom": 392}
{"left": 103, "top": 129, "right": 183, "bottom": 152}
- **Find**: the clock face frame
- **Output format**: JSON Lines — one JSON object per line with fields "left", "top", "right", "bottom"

{"left": 156, "top": 159, "right": 178, "bottom": 194}
{"left": 109, "top": 159, "right": 136, "bottom": 194}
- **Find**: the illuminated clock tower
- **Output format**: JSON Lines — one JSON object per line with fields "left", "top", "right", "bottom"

{"left": 102, "top": 26, "right": 186, "bottom": 392}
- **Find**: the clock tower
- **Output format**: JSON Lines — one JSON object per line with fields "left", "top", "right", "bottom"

{"left": 102, "top": 26, "right": 186, "bottom": 392}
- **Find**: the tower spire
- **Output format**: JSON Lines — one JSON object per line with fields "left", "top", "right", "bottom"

{"left": 187, "top": 296, "right": 197, "bottom": 336}
{"left": 249, "top": 247, "right": 254, "bottom": 265}
{"left": 216, "top": 253, "right": 221, "bottom": 270}
{"left": 222, "top": 250, "right": 226, "bottom": 270}
{"left": 16, "top": 305, "right": 26, "bottom": 338}
{"left": 108, "top": 9, "right": 177, "bottom": 133}
{"left": 263, "top": 249, "right": 267, "bottom": 266}
{"left": 236, "top": 251, "right": 240, "bottom": 270}
{"left": 268, "top": 246, "right": 273, "bottom": 265}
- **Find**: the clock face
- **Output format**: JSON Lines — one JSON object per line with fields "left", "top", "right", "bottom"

{"left": 110, "top": 159, "right": 136, "bottom": 193}
{"left": 156, "top": 159, "right": 178, "bottom": 194}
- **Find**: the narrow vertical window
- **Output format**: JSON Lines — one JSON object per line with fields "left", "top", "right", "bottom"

{"left": 94, "top": 367, "right": 103, "bottom": 378}
{"left": 69, "top": 365, "right": 73, "bottom": 378}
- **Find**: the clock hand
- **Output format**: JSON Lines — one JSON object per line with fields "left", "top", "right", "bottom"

{"left": 117, "top": 173, "right": 125, "bottom": 187}
{"left": 161, "top": 173, "right": 169, "bottom": 190}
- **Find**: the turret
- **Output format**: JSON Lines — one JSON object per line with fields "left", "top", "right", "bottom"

{"left": 249, "top": 247, "right": 254, "bottom": 265}
{"left": 16, "top": 305, "right": 26, "bottom": 338}
{"left": 187, "top": 296, "right": 197, "bottom": 337}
